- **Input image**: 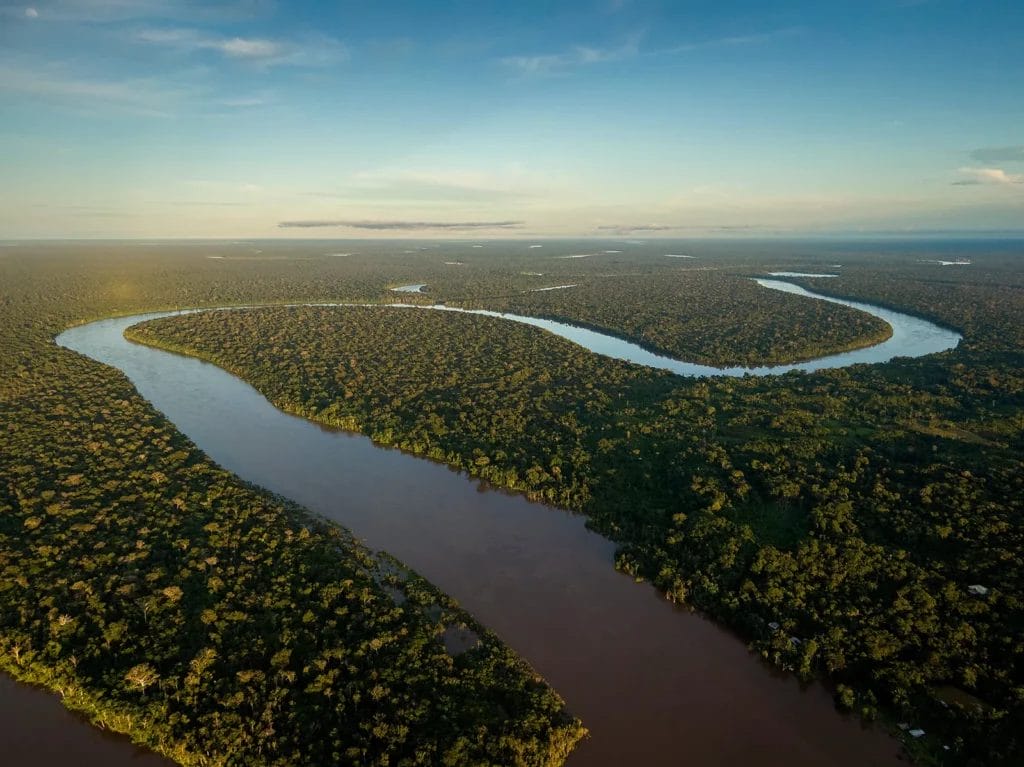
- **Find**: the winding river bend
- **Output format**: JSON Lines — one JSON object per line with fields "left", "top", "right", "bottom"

{"left": 389, "top": 278, "right": 959, "bottom": 377}
{"left": 36, "top": 282, "right": 959, "bottom": 766}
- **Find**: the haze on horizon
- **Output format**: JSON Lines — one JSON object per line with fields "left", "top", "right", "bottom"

{"left": 1, "top": 0, "right": 1022, "bottom": 240}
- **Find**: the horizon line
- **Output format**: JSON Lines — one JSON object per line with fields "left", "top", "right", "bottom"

{"left": 4, "top": 230, "right": 1024, "bottom": 243}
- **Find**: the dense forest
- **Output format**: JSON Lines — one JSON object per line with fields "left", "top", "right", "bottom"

{"left": 450, "top": 271, "right": 893, "bottom": 366}
{"left": 125, "top": 240, "right": 1023, "bottom": 766}
{"left": 0, "top": 244, "right": 588, "bottom": 766}
{"left": 360, "top": 255, "right": 893, "bottom": 367}
{"left": 2, "top": 239, "right": 1022, "bottom": 766}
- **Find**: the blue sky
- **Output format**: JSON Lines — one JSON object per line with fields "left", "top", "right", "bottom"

{"left": 1, "top": 0, "right": 1022, "bottom": 238}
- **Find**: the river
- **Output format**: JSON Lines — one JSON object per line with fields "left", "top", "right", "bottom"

{"left": 0, "top": 675, "right": 173, "bottom": 766}
{"left": 29, "top": 280, "right": 960, "bottom": 766}
{"left": 401, "top": 277, "right": 959, "bottom": 376}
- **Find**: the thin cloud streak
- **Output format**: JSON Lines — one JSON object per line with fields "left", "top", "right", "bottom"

{"left": 137, "top": 27, "right": 281, "bottom": 59}
{"left": 327, "top": 166, "right": 542, "bottom": 203}
{"left": 0, "top": 63, "right": 186, "bottom": 115}
{"left": 1, "top": 0, "right": 274, "bottom": 24}
{"left": 596, "top": 223, "right": 780, "bottom": 234}
{"left": 500, "top": 27, "right": 802, "bottom": 75}
{"left": 596, "top": 224, "right": 676, "bottom": 233}
{"left": 135, "top": 26, "right": 347, "bottom": 66}
{"left": 501, "top": 35, "right": 641, "bottom": 75}
{"left": 660, "top": 27, "right": 804, "bottom": 55}
{"left": 278, "top": 219, "right": 525, "bottom": 230}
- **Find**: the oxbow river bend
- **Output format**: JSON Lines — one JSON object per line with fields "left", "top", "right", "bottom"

{"left": 389, "top": 278, "right": 960, "bottom": 376}
{"left": 21, "top": 280, "right": 959, "bottom": 766}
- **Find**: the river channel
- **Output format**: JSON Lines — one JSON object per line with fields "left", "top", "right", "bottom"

{"left": 26, "top": 280, "right": 960, "bottom": 766}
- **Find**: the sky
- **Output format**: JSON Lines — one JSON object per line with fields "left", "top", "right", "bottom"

{"left": 1, "top": 0, "right": 1022, "bottom": 239}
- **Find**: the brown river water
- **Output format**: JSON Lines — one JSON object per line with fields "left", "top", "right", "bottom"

{"left": 20, "top": 301, "right": 918, "bottom": 766}
{"left": 0, "top": 674, "right": 172, "bottom": 766}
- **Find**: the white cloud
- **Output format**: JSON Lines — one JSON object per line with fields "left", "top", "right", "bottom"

{"left": 218, "top": 37, "right": 282, "bottom": 59}
{"left": 137, "top": 28, "right": 280, "bottom": 59}
{"left": 0, "top": 64, "right": 185, "bottom": 115}
{"left": 954, "top": 167, "right": 1024, "bottom": 186}
{"left": 2, "top": 1, "right": 272, "bottom": 24}
{"left": 501, "top": 27, "right": 802, "bottom": 76}
{"left": 25, "top": 7, "right": 39, "bottom": 18}
{"left": 135, "top": 27, "right": 346, "bottom": 67}
{"left": 501, "top": 35, "right": 641, "bottom": 75}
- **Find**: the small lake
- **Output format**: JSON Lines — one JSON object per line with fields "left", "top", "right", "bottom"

{"left": 43, "top": 279, "right": 957, "bottom": 766}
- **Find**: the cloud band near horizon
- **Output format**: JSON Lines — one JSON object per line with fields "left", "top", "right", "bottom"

{"left": 278, "top": 219, "right": 525, "bottom": 230}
